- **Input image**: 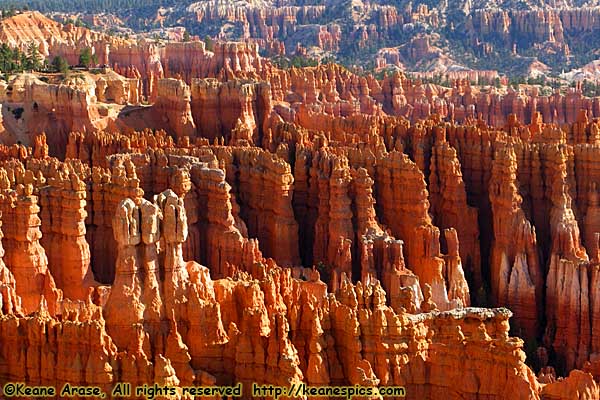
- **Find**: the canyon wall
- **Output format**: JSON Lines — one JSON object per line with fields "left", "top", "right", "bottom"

{"left": 3, "top": 11, "right": 600, "bottom": 398}
{"left": 0, "top": 146, "right": 548, "bottom": 399}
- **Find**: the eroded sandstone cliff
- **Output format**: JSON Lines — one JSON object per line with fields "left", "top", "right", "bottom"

{"left": 2, "top": 13, "right": 600, "bottom": 398}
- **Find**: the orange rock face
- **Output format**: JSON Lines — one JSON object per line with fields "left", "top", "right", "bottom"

{"left": 0, "top": 155, "right": 543, "bottom": 399}
{"left": 5, "top": 12, "right": 600, "bottom": 400}
{"left": 39, "top": 165, "right": 94, "bottom": 301}
{"left": 190, "top": 78, "right": 272, "bottom": 144}
{"left": 153, "top": 78, "right": 196, "bottom": 140}
{"left": 488, "top": 145, "right": 542, "bottom": 339}
{"left": 0, "top": 131, "right": 547, "bottom": 399}
{"left": 0, "top": 144, "right": 560, "bottom": 399}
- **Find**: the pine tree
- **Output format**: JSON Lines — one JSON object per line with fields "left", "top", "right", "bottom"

{"left": 25, "top": 42, "right": 42, "bottom": 71}
{"left": 52, "top": 55, "right": 69, "bottom": 75}
{"left": 78, "top": 47, "right": 94, "bottom": 68}
{"left": 204, "top": 35, "right": 214, "bottom": 51}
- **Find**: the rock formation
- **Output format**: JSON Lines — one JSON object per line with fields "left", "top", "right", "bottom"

{"left": 488, "top": 145, "right": 542, "bottom": 339}
{"left": 0, "top": 168, "right": 62, "bottom": 315}
{"left": 190, "top": 78, "right": 272, "bottom": 144}
{"left": 39, "top": 167, "right": 94, "bottom": 301}
{"left": 152, "top": 79, "right": 196, "bottom": 140}
{"left": 3, "top": 11, "right": 600, "bottom": 398}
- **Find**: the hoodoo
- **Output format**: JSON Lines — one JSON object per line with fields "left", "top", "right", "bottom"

{"left": 1, "top": 4, "right": 600, "bottom": 399}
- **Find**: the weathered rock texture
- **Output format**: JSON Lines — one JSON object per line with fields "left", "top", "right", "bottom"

{"left": 0, "top": 168, "right": 62, "bottom": 315}
{"left": 0, "top": 175, "right": 543, "bottom": 400}
{"left": 489, "top": 145, "right": 542, "bottom": 339}
{"left": 39, "top": 166, "right": 94, "bottom": 301}
{"left": 190, "top": 78, "right": 272, "bottom": 144}
{"left": 152, "top": 78, "right": 196, "bottom": 140}
{"left": 3, "top": 12, "right": 600, "bottom": 398}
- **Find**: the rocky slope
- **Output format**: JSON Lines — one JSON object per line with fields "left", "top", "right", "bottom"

{"left": 2, "top": 116, "right": 600, "bottom": 398}
{"left": 12, "top": 0, "right": 600, "bottom": 77}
